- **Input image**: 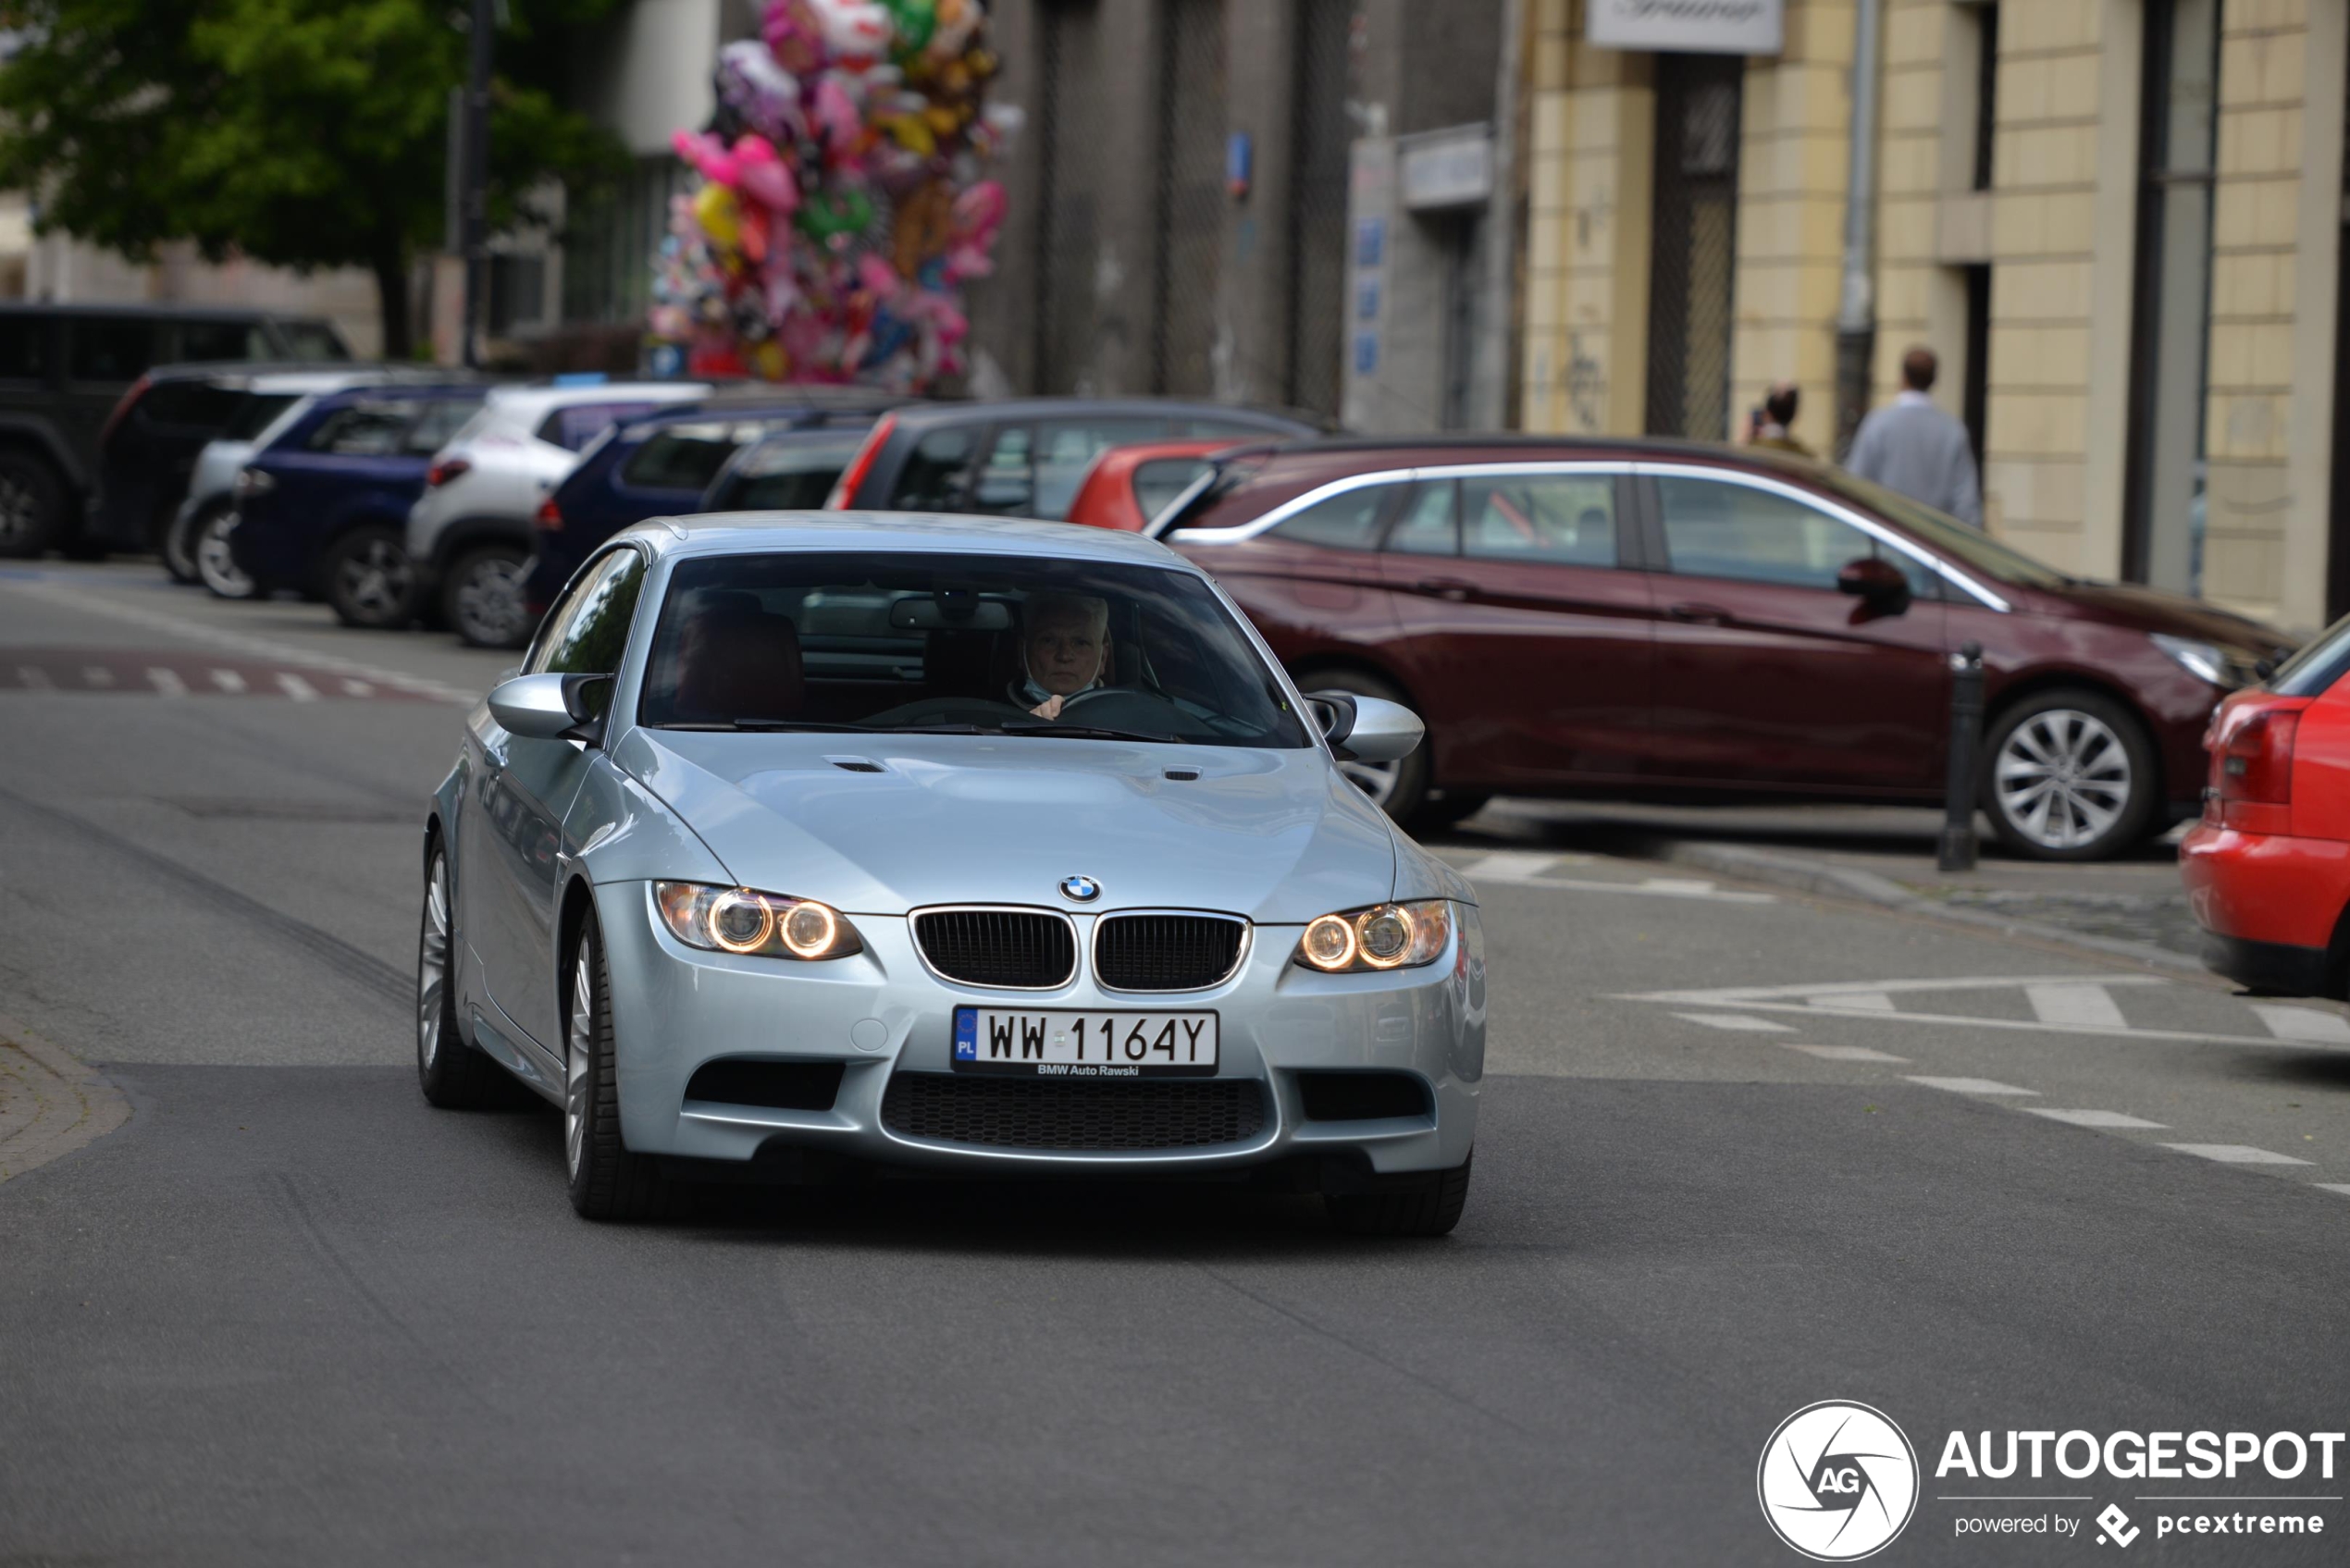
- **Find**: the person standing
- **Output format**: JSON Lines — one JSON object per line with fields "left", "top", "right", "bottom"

{"left": 1846, "top": 347, "right": 1983, "bottom": 526}
{"left": 1750, "top": 381, "right": 1812, "bottom": 457}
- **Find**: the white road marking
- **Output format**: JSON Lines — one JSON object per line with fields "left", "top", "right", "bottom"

{"left": 209, "top": 669, "right": 245, "bottom": 693}
{"left": 1637, "top": 877, "right": 1720, "bottom": 895}
{"left": 1673, "top": 1012, "right": 1793, "bottom": 1032}
{"left": 15, "top": 665, "right": 50, "bottom": 690}
{"left": 1787, "top": 1044, "right": 1909, "bottom": 1062}
{"left": 2312, "top": 1185, "right": 2350, "bottom": 1197}
{"left": 1907, "top": 1076, "right": 2038, "bottom": 1096}
{"left": 2250, "top": 1004, "right": 2350, "bottom": 1045}
{"left": 1630, "top": 975, "right": 2169, "bottom": 1006}
{"left": 144, "top": 666, "right": 186, "bottom": 698}
{"left": 1459, "top": 851, "right": 1557, "bottom": 882}
{"left": 2, "top": 577, "right": 478, "bottom": 704}
{"left": 340, "top": 679, "right": 375, "bottom": 698}
{"left": 276, "top": 673, "right": 319, "bottom": 703}
{"left": 1549, "top": 877, "right": 1774, "bottom": 904}
{"left": 1824, "top": 992, "right": 1896, "bottom": 1012}
{"left": 2025, "top": 982, "right": 2128, "bottom": 1028}
{"left": 2163, "top": 1143, "right": 2313, "bottom": 1166}
{"left": 2025, "top": 1108, "right": 2168, "bottom": 1130}
{"left": 81, "top": 666, "right": 112, "bottom": 687}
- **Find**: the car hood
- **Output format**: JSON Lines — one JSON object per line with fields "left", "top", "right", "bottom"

{"left": 610, "top": 729, "right": 1400, "bottom": 923}
{"left": 2026, "top": 578, "right": 2294, "bottom": 653}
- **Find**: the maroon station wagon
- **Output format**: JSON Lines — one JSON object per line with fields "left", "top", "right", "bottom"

{"left": 1157, "top": 438, "right": 2295, "bottom": 861}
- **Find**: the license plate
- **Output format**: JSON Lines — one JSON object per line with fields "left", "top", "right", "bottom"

{"left": 951, "top": 1007, "right": 1219, "bottom": 1077}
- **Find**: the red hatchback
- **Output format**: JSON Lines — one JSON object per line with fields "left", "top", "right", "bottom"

{"left": 2182, "top": 622, "right": 2350, "bottom": 994}
{"left": 1162, "top": 438, "right": 2294, "bottom": 858}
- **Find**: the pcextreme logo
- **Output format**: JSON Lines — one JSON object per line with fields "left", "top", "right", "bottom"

{"left": 1759, "top": 1401, "right": 1922, "bottom": 1561}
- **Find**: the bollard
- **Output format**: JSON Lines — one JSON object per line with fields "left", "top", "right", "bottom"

{"left": 1938, "top": 640, "right": 1985, "bottom": 872}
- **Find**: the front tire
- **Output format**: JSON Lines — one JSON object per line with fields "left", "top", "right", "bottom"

{"left": 324, "top": 525, "right": 420, "bottom": 629}
{"left": 565, "top": 912, "right": 667, "bottom": 1220}
{"left": 196, "top": 510, "right": 261, "bottom": 599}
{"left": 164, "top": 500, "right": 222, "bottom": 585}
{"left": 416, "top": 843, "right": 501, "bottom": 1108}
{"left": 1982, "top": 688, "right": 2158, "bottom": 861}
{"left": 1326, "top": 1154, "right": 1472, "bottom": 1238}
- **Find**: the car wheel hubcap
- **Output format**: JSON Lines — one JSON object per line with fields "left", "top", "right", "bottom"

{"left": 0, "top": 474, "right": 37, "bottom": 542}
{"left": 197, "top": 516, "right": 253, "bottom": 596}
{"left": 565, "top": 950, "right": 592, "bottom": 1180}
{"left": 455, "top": 559, "right": 527, "bottom": 643}
{"left": 340, "top": 540, "right": 410, "bottom": 615}
{"left": 1996, "top": 709, "right": 2132, "bottom": 850}
{"left": 417, "top": 857, "right": 449, "bottom": 1069}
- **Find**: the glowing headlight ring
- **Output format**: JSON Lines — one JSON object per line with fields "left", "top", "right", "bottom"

{"left": 1302, "top": 913, "right": 1358, "bottom": 971}
{"left": 779, "top": 900, "right": 839, "bottom": 959}
{"left": 706, "top": 888, "right": 775, "bottom": 955}
{"left": 1355, "top": 904, "right": 1415, "bottom": 969}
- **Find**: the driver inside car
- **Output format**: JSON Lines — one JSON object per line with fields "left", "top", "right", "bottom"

{"left": 1015, "top": 591, "right": 1113, "bottom": 720}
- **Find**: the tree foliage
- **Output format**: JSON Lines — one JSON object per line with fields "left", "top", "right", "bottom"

{"left": 0, "top": 0, "right": 627, "bottom": 353}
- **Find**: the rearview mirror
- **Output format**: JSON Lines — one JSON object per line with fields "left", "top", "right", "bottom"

{"left": 1837, "top": 555, "right": 1911, "bottom": 608}
{"left": 1305, "top": 689, "right": 1423, "bottom": 763}
{"left": 487, "top": 672, "right": 612, "bottom": 745}
{"left": 887, "top": 594, "right": 1014, "bottom": 631}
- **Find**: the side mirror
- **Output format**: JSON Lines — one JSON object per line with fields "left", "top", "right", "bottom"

{"left": 1305, "top": 689, "right": 1423, "bottom": 763}
{"left": 488, "top": 672, "right": 612, "bottom": 745}
{"left": 1837, "top": 555, "right": 1911, "bottom": 609}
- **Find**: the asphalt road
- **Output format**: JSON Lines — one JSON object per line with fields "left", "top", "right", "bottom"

{"left": 6, "top": 562, "right": 2350, "bottom": 1567}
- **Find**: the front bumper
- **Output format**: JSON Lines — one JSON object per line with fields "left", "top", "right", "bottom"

{"left": 593, "top": 881, "right": 1485, "bottom": 1179}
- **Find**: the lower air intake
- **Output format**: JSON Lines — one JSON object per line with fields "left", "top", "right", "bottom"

{"left": 881, "top": 1073, "right": 1265, "bottom": 1151}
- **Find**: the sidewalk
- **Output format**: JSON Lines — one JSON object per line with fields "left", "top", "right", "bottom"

{"left": 1448, "top": 799, "right": 2204, "bottom": 975}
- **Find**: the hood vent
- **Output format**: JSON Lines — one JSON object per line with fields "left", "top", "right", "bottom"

{"left": 826, "top": 755, "right": 885, "bottom": 773}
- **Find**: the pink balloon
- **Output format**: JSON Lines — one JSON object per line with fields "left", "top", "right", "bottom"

{"left": 732, "top": 135, "right": 800, "bottom": 215}
{"left": 672, "top": 129, "right": 740, "bottom": 186}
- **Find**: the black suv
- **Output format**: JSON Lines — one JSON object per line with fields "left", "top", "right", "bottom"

{"left": 0, "top": 302, "right": 351, "bottom": 558}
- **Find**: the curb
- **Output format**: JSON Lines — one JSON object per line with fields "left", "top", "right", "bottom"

{"left": 1627, "top": 837, "right": 2213, "bottom": 978}
{"left": 0, "top": 1013, "right": 130, "bottom": 1182}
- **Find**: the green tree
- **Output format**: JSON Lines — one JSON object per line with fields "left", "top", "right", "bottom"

{"left": 0, "top": 0, "right": 626, "bottom": 356}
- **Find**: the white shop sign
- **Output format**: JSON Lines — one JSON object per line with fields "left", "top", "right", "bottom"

{"left": 1587, "top": 0, "right": 1784, "bottom": 55}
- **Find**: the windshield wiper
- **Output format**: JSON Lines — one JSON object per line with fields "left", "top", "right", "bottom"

{"left": 996, "top": 720, "right": 1182, "bottom": 743}
{"left": 655, "top": 720, "right": 881, "bottom": 734}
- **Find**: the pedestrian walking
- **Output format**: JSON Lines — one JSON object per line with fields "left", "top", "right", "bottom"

{"left": 1750, "top": 381, "right": 1812, "bottom": 457}
{"left": 1845, "top": 347, "right": 1982, "bottom": 526}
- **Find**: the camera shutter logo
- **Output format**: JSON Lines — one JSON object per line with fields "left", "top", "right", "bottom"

{"left": 1757, "top": 1401, "right": 1919, "bottom": 1561}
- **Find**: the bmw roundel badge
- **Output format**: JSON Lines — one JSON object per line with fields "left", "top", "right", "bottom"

{"left": 1059, "top": 875, "right": 1102, "bottom": 903}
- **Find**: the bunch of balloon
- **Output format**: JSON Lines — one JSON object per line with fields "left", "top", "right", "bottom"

{"left": 646, "top": 0, "right": 1020, "bottom": 389}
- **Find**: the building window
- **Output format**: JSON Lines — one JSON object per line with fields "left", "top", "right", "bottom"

{"left": 1972, "top": 2, "right": 2000, "bottom": 191}
{"left": 1962, "top": 265, "right": 1992, "bottom": 465}
{"left": 2122, "top": 0, "right": 2222, "bottom": 594}
{"left": 1646, "top": 53, "right": 1744, "bottom": 440}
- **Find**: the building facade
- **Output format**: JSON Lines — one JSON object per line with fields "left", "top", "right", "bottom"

{"left": 1517, "top": 0, "right": 2349, "bottom": 629}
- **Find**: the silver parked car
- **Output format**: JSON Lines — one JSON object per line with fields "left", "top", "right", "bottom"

{"left": 418, "top": 513, "right": 1485, "bottom": 1232}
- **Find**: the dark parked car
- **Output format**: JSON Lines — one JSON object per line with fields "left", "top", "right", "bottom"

{"left": 1160, "top": 438, "right": 2294, "bottom": 860}
{"left": 699, "top": 424, "right": 884, "bottom": 512}
{"left": 0, "top": 302, "right": 350, "bottom": 558}
{"left": 522, "top": 391, "right": 897, "bottom": 615}
{"left": 224, "top": 384, "right": 485, "bottom": 623}
{"left": 820, "top": 398, "right": 1317, "bottom": 520}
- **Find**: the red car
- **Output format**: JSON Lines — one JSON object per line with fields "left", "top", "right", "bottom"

{"left": 1063, "top": 438, "right": 1238, "bottom": 531}
{"left": 1160, "top": 438, "right": 2294, "bottom": 858}
{"left": 2181, "top": 621, "right": 2350, "bottom": 994}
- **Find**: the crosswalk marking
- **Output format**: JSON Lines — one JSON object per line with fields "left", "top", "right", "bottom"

{"left": 209, "top": 669, "right": 245, "bottom": 693}
{"left": 144, "top": 667, "right": 186, "bottom": 698}
{"left": 81, "top": 666, "right": 111, "bottom": 686}
{"left": 1674, "top": 1012, "right": 1793, "bottom": 1032}
{"left": 340, "top": 679, "right": 375, "bottom": 698}
{"left": 276, "top": 673, "right": 319, "bottom": 703}
{"left": 1908, "top": 1076, "right": 2038, "bottom": 1096}
{"left": 1787, "top": 1044, "right": 1909, "bottom": 1062}
{"left": 2163, "top": 1143, "right": 2312, "bottom": 1166}
{"left": 2026, "top": 982, "right": 2128, "bottom": 1029}
{"left": 16, "top": 665, "right": 49, "bottom": 690}
{"left": 2250, "top": 1005, "right": 2350, "bottom": 1044}
{"left": 2025, "top": 1108, "right": 2167, "bottom": 1130}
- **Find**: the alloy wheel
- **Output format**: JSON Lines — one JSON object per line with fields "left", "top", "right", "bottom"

{"left": 0, "top": 471, "right": 38, "bottom": 548}
{"left": 417, "top": 855, "right": 450, "bottom": 1070}
{"left": 196, "top": 512, "right": 255, "bottom": 598}
{"left": 1993, "top": 708, "right": 2133, "bottom": 851}
{"left": 453, "top": 556, "right": 529, "bottom": 646}
{"left": 338, "top": 537, "right": 413, "bottom": 618}
{"left": 565, "top": 948, "right": 593, "bottom": 1180}
{"left": 1338, "top": 756, "right": 1401, "bottom": 809}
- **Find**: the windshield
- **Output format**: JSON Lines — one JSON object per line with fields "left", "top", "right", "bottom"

{"left": 2266, "top": 613, "right": 2350, "bottom": 698}
{"left": 639, "top": 551, "right": 1313, "bottom": 747}
{"left": 1813, "top": 469, "right": 2072, "bottom": 589}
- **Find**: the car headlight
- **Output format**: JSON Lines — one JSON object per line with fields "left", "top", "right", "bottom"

{"left": 2152, "top": 633, "right": 2261, "bottom": 689}
{"left": 652, "top": 882, "right": 862, "bottom": 960}
{"left": 1293, "top": 900, "right": 1453, "bottom": 973}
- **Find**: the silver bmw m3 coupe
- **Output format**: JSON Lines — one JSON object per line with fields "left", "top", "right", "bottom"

{"left": 416, "top": 513, "right": 1485, "bottom": 1232}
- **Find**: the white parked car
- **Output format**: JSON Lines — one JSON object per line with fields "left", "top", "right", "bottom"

{"left": 408, "top": 380, "right": 709, "bottom": 647}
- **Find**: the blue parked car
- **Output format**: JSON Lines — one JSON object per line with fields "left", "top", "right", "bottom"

{"left": 521, "top": 390, "right": 900, "bottom": 616}
{"left": 221, "top": 383, "right": 485, "bottom": 623}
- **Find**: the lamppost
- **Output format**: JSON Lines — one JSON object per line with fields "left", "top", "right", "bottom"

{"left": 460, "top": 0, "right": 493, "bottom": 368}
